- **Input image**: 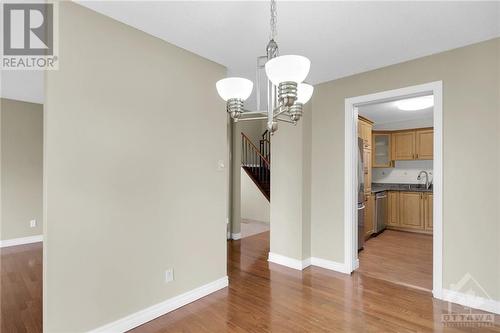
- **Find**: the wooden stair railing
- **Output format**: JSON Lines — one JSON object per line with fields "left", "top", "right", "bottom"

{"left": 259, "top": 130, "right": 271, "bottom": 162}
{"left": 241, "top": 132, "right": 270, "bottom": 201}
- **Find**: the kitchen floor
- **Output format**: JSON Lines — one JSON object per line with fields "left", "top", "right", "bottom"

{"left": 358, "top": 229, "right": 433, "bottom": 291}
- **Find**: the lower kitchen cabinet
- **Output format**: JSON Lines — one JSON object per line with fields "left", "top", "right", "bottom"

{"left": 424, "top": 193, "right": 433, "bottom": 231}
{"left": 386, "top": 191, "right": 432, "bottom": 234}
{"left": 364, "top": 194, "right": 375, "bottom": 239}
{"left": 399, "top": 192, "right": 424, "bottom": 229}
{"left": 387, "top": 191, "right": 399, "bottom": 226}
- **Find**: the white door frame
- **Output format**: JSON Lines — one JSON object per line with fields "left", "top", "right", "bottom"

{"left": 344, "top": 81, "right": 443, "bottom": 298}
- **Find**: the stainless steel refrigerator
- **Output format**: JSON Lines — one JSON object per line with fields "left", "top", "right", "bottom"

{"left": 357, "top": 137, "right": 365, "bottom": 251}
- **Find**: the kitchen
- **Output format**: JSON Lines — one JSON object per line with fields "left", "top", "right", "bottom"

{"left": 356, "top": 95, "right": 434, "bottom": 291}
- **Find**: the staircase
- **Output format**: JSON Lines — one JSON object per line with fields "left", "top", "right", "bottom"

{"left": 241, "top": 131, "right": 271, "bottom": 201}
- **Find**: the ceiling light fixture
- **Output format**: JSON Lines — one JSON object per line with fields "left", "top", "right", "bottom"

{"left": 396, "top": 95, "right": 434, "bottom": 111}
{"left": 215, "top": 0, "right": 313, "bottom": 134}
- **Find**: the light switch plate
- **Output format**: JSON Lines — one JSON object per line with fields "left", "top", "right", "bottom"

{"left": 30, "top": 220, "right": 37, "bottom": 228}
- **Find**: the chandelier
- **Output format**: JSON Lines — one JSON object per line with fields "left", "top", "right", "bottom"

{"left": 215, "top": 0, "right": 313, "bottom": 134}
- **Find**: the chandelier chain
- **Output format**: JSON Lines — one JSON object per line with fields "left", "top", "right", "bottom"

{"left": 270, "top": 0, "right": 277, "bottom": 40}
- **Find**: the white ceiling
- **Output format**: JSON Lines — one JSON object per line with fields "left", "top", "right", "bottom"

{"left": 2, "top": 1, "right": 499, "bottom": 104}
{"left": 358, "top": 97, "right": 433, "bottom": 129}
{"left": 1, "top": 71, "right": 45, "bottom": 104}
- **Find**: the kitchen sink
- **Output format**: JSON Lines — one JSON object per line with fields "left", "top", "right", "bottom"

{"left": 408, "top": 184, "right": 432, "bottom": 190}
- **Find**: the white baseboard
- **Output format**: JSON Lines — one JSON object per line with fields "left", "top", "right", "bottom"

{"left": 231, "top": 233, "right": 241, "bottom": 240}
{"left": 88, "top": 276, "right": 229, "bottom": 333}
{"left": 440, "top": 289, "right": 500, "bottom": 315}
{"left": 0, "top": 235, "right": 43, "bottom": 248}
{"left": 268, "top": 253, "right": 348, "bottom": 274}
{"left": 311, "top": 257, "right": 348, "bottom": 274}
{"left": 268, "top": 252, "right": 311, "bottom": 270}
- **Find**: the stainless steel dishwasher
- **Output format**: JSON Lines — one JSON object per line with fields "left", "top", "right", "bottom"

{"left": 374, "top": 191, "right": 387, "bottom": 233}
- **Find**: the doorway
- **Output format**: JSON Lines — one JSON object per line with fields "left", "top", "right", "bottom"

{"left": 344, "top": 82, "right": 443, "bottom": 297}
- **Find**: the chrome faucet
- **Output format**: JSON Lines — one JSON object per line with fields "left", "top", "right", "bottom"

{"left": 417, "top": 171, "right": 431, "bottom": 189}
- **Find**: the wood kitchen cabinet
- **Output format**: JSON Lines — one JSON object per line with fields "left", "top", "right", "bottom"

{"left": 372, "top": 132, "right": 393, "bottom": 168}
{"left": 386, "top": 191, "right": 432, "bottom": 234}
{"left": 358, "top": 116, "right": 373, "bottom": 194}
{"left": 399, "top": 192, "right": 424, "bottom": 229}
{"left": 387, "top": 191, "right": 400, "bottom": 226}
{"left": 387, "top": 128, "right": 433, "bottom": 161}
{"left": 392, "top": 131, "right": 415, "bottom": 160}
{"left": 363, "top": 149, "right": 372, "bottom": 193}
{"left": 424, "top": 193, "right": 433, "bottom": 231}
{"left": 358, "top": 116, "right": 373, "bottom": 149}
{"left": 416, "top": 129, "right": 433, "bottom": 160}
{"left": 364, "top": 194, "right": 375, "bottom": 239}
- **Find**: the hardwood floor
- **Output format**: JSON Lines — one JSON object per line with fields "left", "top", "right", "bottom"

{"left": 1, "top": 233, "right": 499, "bottom": 332}
{"left": 1, "top": 242, "right": 43, "bottom": 333}
{"left": 132, "top": 232, "right": 499, "bottom": 332}
{"left": 358, "top": 229, "right": 433, "bottom": 291}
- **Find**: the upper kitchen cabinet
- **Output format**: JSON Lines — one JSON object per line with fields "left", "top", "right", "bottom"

{"left": 358, "top": 116, "right": 373, "bottom": 149}
{"left": 416, "top": 129, "right": 433, "bottom": 159}
{"left": 386, "top": 128, "right": 434, "bottom": 161}
{"left": 392, "top": 131, "right": 415, "bottom": 160}
{"left": 373, "top": 132, "right": 392, "bottom": 168}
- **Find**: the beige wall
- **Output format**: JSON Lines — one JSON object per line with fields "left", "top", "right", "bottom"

{"left": 44, "top": 3, "right": 227, "bottom": 332}
{"left": 270, "top": 103, "right": 312, "bottom": 260}
{"left": 241, "top": 168, "right": 269, "bottom": 223}
{"left": 1, "top": 98, "right": 43, "bottom": 240}
{"left": 310, "top": 38, "right": 500, "bottom": 299}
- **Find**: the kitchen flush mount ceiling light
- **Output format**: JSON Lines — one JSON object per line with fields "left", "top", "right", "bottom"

{"left": 215, "top": 0, "right": 312, "bottom": 134}
{"left": 396, "top": 95, "right": 434, "bottom": 111}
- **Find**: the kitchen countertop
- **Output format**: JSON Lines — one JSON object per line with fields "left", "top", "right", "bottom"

{"left": 371, "top": 183, "right": 433, "bottom": 193}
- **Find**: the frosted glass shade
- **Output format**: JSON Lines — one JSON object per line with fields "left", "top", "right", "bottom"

{"left": 296, "top": 83, "right": 314, "bottom": 104}
{"left": 216, "top": 77, "right": 253, "bottom": 101}
{"left": 265, "top": 55, "right": 311, "bottom": 86}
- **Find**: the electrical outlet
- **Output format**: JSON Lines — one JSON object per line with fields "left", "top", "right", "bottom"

{"left": 217, "top": 160, "right": 225, "bottom": 171}
{"left": 165, "top": 268, "right": 174, "bottom": 283}
{"left": 30, "top": 220, "right": 37, "bottom": 228}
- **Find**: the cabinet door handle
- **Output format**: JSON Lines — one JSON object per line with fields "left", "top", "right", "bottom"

{"left": 416, "top": 153, "right": 419, "bottom": 159}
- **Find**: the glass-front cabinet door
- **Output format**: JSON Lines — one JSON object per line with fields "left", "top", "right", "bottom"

{"left": 373, "top": 133, "right": 393, "bottom": 168}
